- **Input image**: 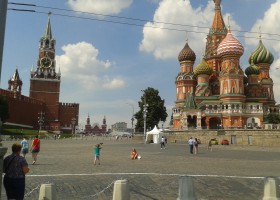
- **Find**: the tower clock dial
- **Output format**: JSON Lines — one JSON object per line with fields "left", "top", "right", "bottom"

{"left": 40, "top": 57, "right": 52, "bottom": 68}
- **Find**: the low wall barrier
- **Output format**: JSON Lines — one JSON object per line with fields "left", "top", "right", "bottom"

{"left": 34, "top": 176, "right": 279, "bottom": 200}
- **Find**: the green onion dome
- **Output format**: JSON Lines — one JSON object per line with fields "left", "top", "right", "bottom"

{"left": 178, "top": 42, "right": 196, "bottom": 62}
{"left": 194, "top": 58, "right": 213, "bottom": 76}
{"left": 245, "top": 62, "right": 260, "bottom": 76}
{"left": 248, "top": 39, "right": 274, "bottom": 65}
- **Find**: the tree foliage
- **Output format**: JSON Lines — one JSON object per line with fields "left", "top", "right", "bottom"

{"left": 265, "top": 113, "right": 280, "bottom": 124}
{"left": 0, "top": 95, "right": 9, "bottom": 122}
{"left": 134, "top": 87, "right": 168, "bottom": 131}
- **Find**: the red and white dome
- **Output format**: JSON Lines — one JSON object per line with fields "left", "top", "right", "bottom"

{"left": 217, "top": 29, "right": 244, "bottom": 57}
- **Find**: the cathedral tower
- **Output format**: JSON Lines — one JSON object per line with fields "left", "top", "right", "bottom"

{"left": 205, "top": 0, "right": 227, "bottom": 95}
{"left": 248, "top": 36, "right": 275, "bottom": 106}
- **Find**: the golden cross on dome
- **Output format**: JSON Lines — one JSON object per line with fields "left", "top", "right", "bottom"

{"left": 185, "top": 31, "right": 188, "bottom": 43}
{"left": 227, "top": 16, "right": 231, "bottom": 30}
{"left": 259, "top": 26, "right": 262, "bottom": 40}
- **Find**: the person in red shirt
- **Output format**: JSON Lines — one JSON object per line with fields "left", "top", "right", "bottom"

{"left": 131, "top": 148, "right": 138, "bottom": 160}
{"left": 31, "top": 135, "right": 40, "bottom": 165}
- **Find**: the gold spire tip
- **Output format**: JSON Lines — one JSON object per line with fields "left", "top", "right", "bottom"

{"left": 259, "top": 26, "right": 262, "bottom": 40}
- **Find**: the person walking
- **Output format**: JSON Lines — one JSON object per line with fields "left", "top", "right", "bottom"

{"left": 20, "top": 137, "right": 29, "bottom": 158}
{"left": 94, "top": 143, "right": 102, "bottom": 165}
{"left": 188, "top": 137, "right": 194, "bottom": 154}
{"left": 31, "top": 135, "right": 40, "bottom": 165}
{"left": 3, "top": 143, "right": 30, "bottom": 200}
{"left": 160, "top": 136, "right": 165, "bottom": 149}
{"left": 208, "top": 139, "right": 213, "bottom": 152}
{"left": 193, "top": 138, "right": 199, "bottom": 154}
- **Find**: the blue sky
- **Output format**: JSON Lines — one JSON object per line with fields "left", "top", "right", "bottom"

{"left": 2, "top": 0, "right": 280, "bottom": 129}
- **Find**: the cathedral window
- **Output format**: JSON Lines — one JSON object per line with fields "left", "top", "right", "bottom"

{"left": 224, "top": 87, "right": 227, "bottom": 93}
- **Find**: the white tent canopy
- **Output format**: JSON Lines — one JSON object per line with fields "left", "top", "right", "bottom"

{"left": 145, "top": 125, "right": 163, "bottom": 144}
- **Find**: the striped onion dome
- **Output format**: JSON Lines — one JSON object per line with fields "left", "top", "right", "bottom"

{"left": 217, "top": 29, "right": 244, "bottom": 57}
{"left": 194, "top": 58, "right": 213, "bottom": 76}
{"left": 248, "top": 39, "right": 274, "bottom": 65}
{"left": 245, "top": 62, "right": 260, "bottom": 76}
{"left": 178, "top": 42, "right": 196, "bottom": 62}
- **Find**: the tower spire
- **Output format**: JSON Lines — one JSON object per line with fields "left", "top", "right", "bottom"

{"left": 211, "top": 0, "right": 226, "bottom": 34}
{"left": 44, "top": 12, "right": 52, "bottom": 39}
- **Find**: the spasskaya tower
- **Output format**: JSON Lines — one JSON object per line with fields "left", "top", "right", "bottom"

{"left": 30, "top": 13, "right": 61, "bottom": 130}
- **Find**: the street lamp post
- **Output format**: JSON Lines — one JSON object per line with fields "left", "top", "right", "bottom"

{"left": 127, "top": 103, "right": 135, "bottom": 135}
{"left": 141, "top": 90, "right": 148, "bottom": 143}
{"left": 38, "top": 112, "right": 45, "bottom": 138}
{"left": 71, "top": 117, "right": 77, "bottom": 138}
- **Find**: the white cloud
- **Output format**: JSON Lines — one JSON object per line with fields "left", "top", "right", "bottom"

{"left": 56, "top": 42, "right": 125, "bottom": 90}
{"left": 67, "top": 0, "right": 133, "bottom": 15}
{"left": 102, "top": 77, "right": 125, "bottom": 89}
{"left": 245, "top": 0, "right": 280, "bottom": 50}
{"left": 139, "top": 0, "right": 241, "bottom": 61}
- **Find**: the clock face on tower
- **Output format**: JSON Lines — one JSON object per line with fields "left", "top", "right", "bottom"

{"left": 40, "top": 57, "right": 52, "bottom": 68}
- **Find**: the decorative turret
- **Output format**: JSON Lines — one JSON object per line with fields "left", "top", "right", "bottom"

{"left": 194, "top": 58, "right": 213, "bottom": 76}
{"left": 8, "top": 68, "right": 22, "bottom": 98}
{"left": 217, "top": 26, "right": 244, "bottom": 57}
{"left": 86, "top": 114, "right": 90, "bottom": 125}
{"left": 194, "top": 58, "right": 212, "bottom": 96}
{"left": 245, "top": 62, "right": 260, "bottom": 76}
{"left": 176, "top": 40, "right": 197, "bottom": 100}
{"left": 211, "top": 0, "right": 227, "bottom": 34}
{"left": 248, "top": 39, "right": 274, "bottom": 65}
{"left": 178, "top": 41, "right": 196, "bottom": 63}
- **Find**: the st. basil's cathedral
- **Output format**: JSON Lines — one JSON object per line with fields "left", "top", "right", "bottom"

{"left": 172, "top": 0, "right": 279, "bottom": 130}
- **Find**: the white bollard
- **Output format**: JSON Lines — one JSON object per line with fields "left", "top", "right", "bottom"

{"left": 38, "top": 184, "right": 56, "bottom": 200}
{"left": 177, "top": 176, "right": 196, "bottom": 200}
{"left": 263, "top": 177, "right": 280, "bottom": 200}
{"left": 112, "top": 179, "right": 130, "bottom": 200}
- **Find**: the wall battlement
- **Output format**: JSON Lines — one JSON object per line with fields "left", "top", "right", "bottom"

{"left": 0, "top": 89, "right": 44, "bottom": 105}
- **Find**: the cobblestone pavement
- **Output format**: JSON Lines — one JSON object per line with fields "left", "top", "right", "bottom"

{"left": 1, "top": 137, "right": 280, "bottom": 200}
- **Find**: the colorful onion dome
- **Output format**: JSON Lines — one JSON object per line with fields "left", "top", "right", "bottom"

{"left": 248, "top": 39, "right": 274, "bottom": 65}
{"left": 178, "top": 42, "right": 196, "bottom": 62}
{"left": 217, "top": 29, "right": 244, "bottom": 57}
{"left": 194, "top": 58, "right": 213, "bottom": 76}
{"left": 245, "top": 62, "right": 260, "bottom": 76}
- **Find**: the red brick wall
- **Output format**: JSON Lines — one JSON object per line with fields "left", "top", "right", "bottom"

{"left": 59, "top": 103, "right": 79, "bottom": 128}
{"left": 0, "top": 89, "right": 45, "bottom": 128}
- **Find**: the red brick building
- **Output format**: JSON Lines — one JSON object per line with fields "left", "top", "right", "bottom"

{"left": 84, "top": 115, "right": 107, "bottom": 135}
{"left": 0, "top": 14, "right": 79, "bottom": 132}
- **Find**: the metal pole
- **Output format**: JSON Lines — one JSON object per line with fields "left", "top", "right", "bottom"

{"left": 142, "top": 91, "right": 148, "bottom": 144}
{"left": 127, "top": 103, "right": 134, "bottom": 134}
{"left": 0, "top": 0, "right": 8, "bottom": 85}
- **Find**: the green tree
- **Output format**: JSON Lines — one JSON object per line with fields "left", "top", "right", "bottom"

{"left": 134, "top": 87, "right": 168, "bottom": 132}
{"left": 0, "top": 95, "right": 9, "bottom": 122}
{"left": 265, "top": 113, "right": 280, "bottom": 124}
